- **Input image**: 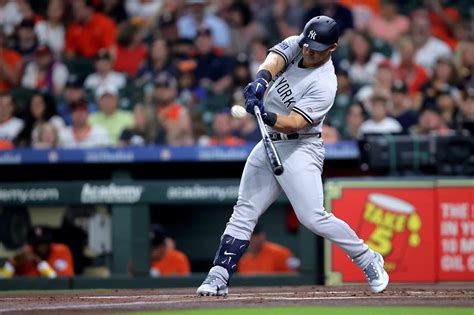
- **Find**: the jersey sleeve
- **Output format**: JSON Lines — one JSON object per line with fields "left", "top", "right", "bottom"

{"left": 268, "top": 35, "right": 301, "bottom": 66}
{"left": 292, "top": 85, "right": 336, "bottom": 125}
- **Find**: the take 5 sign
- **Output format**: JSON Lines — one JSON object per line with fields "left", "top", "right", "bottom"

{"left": 324, "top": 179, "right": 474, "bottom": 284}
{"left": 324, "top": 180, "right": 437, "bottom": 283}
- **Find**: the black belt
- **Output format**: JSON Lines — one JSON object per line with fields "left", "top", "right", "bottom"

{"left": 269, "top": 132, "right": 321, "bottom": 141}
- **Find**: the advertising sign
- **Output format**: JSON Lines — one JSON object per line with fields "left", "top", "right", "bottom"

{"left": 437, "top": 180, "right": 474, "bottom": 281}
{"left": 325, "top": 180, "right": 436, "bottom": 283}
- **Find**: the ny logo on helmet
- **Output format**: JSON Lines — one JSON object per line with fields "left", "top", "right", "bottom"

{"left": 308, "top": 30, "right": 317, "bottom": 40}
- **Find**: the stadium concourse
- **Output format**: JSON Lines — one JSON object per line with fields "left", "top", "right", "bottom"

{"left": 0, "top": 284, "right": 473, "bottom": 314}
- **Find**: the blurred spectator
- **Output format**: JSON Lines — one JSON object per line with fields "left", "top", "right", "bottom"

{"left": 65, "top": 0, "right": 117, "bottom": 59}
{"left": 125, "top": 0, "right": 163, "bottom": 25}
{"left": 114, "top": 21, "right": 148, "bottom": 77}
{"left": 21, "top": 45, "right": 69, "bottom": 96}
{"left": 13, "top": 19, "right": 39, "bottom": 64}
{"left": 359, "top": 96, "right": 402, "bottom": 136}
{"left": 230, "top": 53, "right": 252, "bottom": 102}
{"left": 420, "top": 57, "right": 462, "bottom": 109}
{"left": 0, "top": 0, "right": 22, "bottom": 36}
{"left": 390, "top": 80, "right": 418, "bottom": 131}
{"left": 32, "top": 122, "right": 59, "bottom": 148}
{"left": 155, "top": 10, "right": 180, "bottom": 43}
{"left": 206, "top": 111, "right": 245, "bottom": 146}
{"left": 434, "top": 91, "right": 459, "bottom": 128}
{"left": 119, "top": 103, "right": 150, "bottom": 146}
{"left": 411, "top": 106, "right": 452, "bottom": 135}
{"left": 149, "top": 224, "right": 191, "bottom": 277}
{"left": 0, "top": 29, "right": 22, "bottom": 92}
{"left": 255, "top": 0, "right": 304, "bottom": 45}
{"left": 409, "top": 9, "right": 451, "bottom": 74}
{"left": 232, "top": 113, "right": 260, "bottom": 143}
{"left": 34, "top": 0, "right": 66, "bottom": 58}
{"left": 88, "top": 84, "right": 134, "bottom": 144}
{"left": 57, "top": 74, "right": 98, "bottom": 126}
{"left": 458, "top": 94, "right": 474, "bottom": 134}
{"left": 17, "top": 0, "right": 39, "bottom": 22}
{"left": 302, "top": 0, "right": 354, "bottom": 38}
{"left": 339, "top": 31, "right": 386, "bottom": 86}
{"left": 392, "top": 35, "right": 429, "bottom": 97}
{"left": 227, "top": 1, "right": 266, "bottom": 55}
{"left": 249, "top": 38, "right": 269, "bottom": 78}
{"left": 84, "top": 49, "right": 126, "bottom": 91}
{"left": 152, "top": 72, "right": 193, "bottom": 145}
{"left": 342, "top": 101, "right": 367, "bottom": 140}
{"left": 237, "top": 224, "right": 300, "bottom": 275}
{"left": 340, "top": 0, "right": 379, "bottom": 30}
{"left": 177, "top": 0, "right": 231, "bottom": 49}
{"left": 4, "top": 226, "right": 74, "bottom": 278}
{"left": 322, "top": 122, "right": 340, "bottom": 144}
{"left": 15, "top": 92, "right": 65, "bottom": 147}
{"left": 326, "top": 69, "right": 353, "bottom": 131}
{"left": 368, "top": 0, "right": 410, "bottom": 44}
{"left": 0, "top": 92, "right": 23, "bottom": 143}
{"left": 136, "top": 38, "right": 174, "bottom": 88}
{"left": 194, "top": 27, "right": 234, "bottom": 94}
{"left": 99, "top": 0, "right": 128, "bottom": 25}
{"left": 454, "top": 39, "right": 474, "bottom": 97}
{"left": 424, "top": 0, "right": 460, "bottom": 49}
{"left": 60, "top": 98, "right": 111, "bottom": 148}
{"left": 355, "top": 60, "right": 394, "bottom": 108}
{"left": 176, "top": 59, "right": 207, "bottom": 108}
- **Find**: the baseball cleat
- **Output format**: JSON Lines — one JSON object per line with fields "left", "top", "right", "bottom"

{"left": 363, "top": 252, "right": 389, "bottom": 293}
{"left": 196, "top": 273, "right": 229, "bottom": 296}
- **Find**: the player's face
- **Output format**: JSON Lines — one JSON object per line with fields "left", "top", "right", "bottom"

{"left": 302, "top": 44, "right": 336, "bottom": 68}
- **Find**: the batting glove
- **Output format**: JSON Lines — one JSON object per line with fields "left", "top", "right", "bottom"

{"left": 243, "top": 78, "right": 268, "bottom": 101}
{"left": 245, "top": 98, "right": 265, "bottom": 116}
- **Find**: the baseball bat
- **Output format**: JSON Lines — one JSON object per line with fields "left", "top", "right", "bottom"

{"left": 253, "top": 105, "right": 284, "bottom": 176}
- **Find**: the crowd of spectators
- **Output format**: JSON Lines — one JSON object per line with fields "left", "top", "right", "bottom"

{"left": 0, "top": 0, "right": 473, "bottom": 150}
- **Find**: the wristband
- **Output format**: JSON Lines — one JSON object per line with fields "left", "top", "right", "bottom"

{"left": 256, "top": 69, "right": 272, "bottom": 84}
{"left": 262, "top": 112, "right": 277, "bottom": 127}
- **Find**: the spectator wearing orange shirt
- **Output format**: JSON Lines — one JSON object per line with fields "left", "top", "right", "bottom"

{"left": 153, "top": 72, "right": 193, "bottom": 145}
{"left": 65, "top": 0, "right": 117, "bottom": 59}
{"left": 237, "top": 225, "right": 300, "bottom": 275}
{"left": 3, "top": 226, "right": 74, "bottom": 278}
{"left": 149, "top": 224, "right": 190, "bottom": 278}
{"left": 206, "top": 110, "right": 245, "bottom": 146}
{"left": 114, "top": 21, "right": 147, "bottom": 78}
{"left": 0, "top": 28, "right": 22, "bottom": 92}
{"left": 424, "top": 0, "right": 460, "bottom": 49}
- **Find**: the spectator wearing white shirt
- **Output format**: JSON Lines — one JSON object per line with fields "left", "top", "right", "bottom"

{"left": 411, "top": 9, "right": 451, "bottom": 74}
{"left": 84, "top": 49, "right": 126, "bottom": 91}
{"left": 359, "top": 96, "right": 403, "bottom": 137}
{"left": 60, "top": 99, "right": 111, "bottom": 148}
{"left": 0, "top": 92, "right": 24, "bottom": 143}
{"left": 339, "top": 31, "right": 386, "bottom": 86}
{"left": 0, "top": 0, "right": 22, "bottom": 36}
{"left": 34, "top": 0, "right": 66, "bottom": 58}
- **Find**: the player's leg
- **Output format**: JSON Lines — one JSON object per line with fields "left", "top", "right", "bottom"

{"left": 275, "top": 141, "right": 388, "bottom": 293}
{"left": 197, "top": 142, "right": 282, "bottom": 296}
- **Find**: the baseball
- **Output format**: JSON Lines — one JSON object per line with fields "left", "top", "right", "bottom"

{"left": 231, "top": 105, "right": 247, "bottom": 118}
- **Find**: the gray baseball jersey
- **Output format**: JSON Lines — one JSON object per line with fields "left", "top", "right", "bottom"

{"left": 265, "top": 35, "right": 337, "bottom": 134}
{"left": 222, "top": 35, "right": 376, "bottom": 272}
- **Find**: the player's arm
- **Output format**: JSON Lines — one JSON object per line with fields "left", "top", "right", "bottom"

{"left": 268, "top": 111, "right": 309, "bottom": 134}
{"left": 257, "top": 52, "right": 287, "bottom": 82}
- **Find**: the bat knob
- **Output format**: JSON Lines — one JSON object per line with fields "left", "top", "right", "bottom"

{"left": 273, "top": 166, "right": 284, "bottom": 176}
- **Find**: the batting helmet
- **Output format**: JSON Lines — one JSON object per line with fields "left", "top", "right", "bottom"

{"left": 298, "top": 16, "right": 339, "bottom": 51}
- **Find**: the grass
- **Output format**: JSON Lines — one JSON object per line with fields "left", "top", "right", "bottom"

{"left": 128, "top": 306, "right": 474, "bottom": 315}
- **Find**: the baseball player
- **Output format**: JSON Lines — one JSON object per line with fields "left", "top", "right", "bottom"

{"left": 197, "top": 16, "right": 389, "bottom": 296}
